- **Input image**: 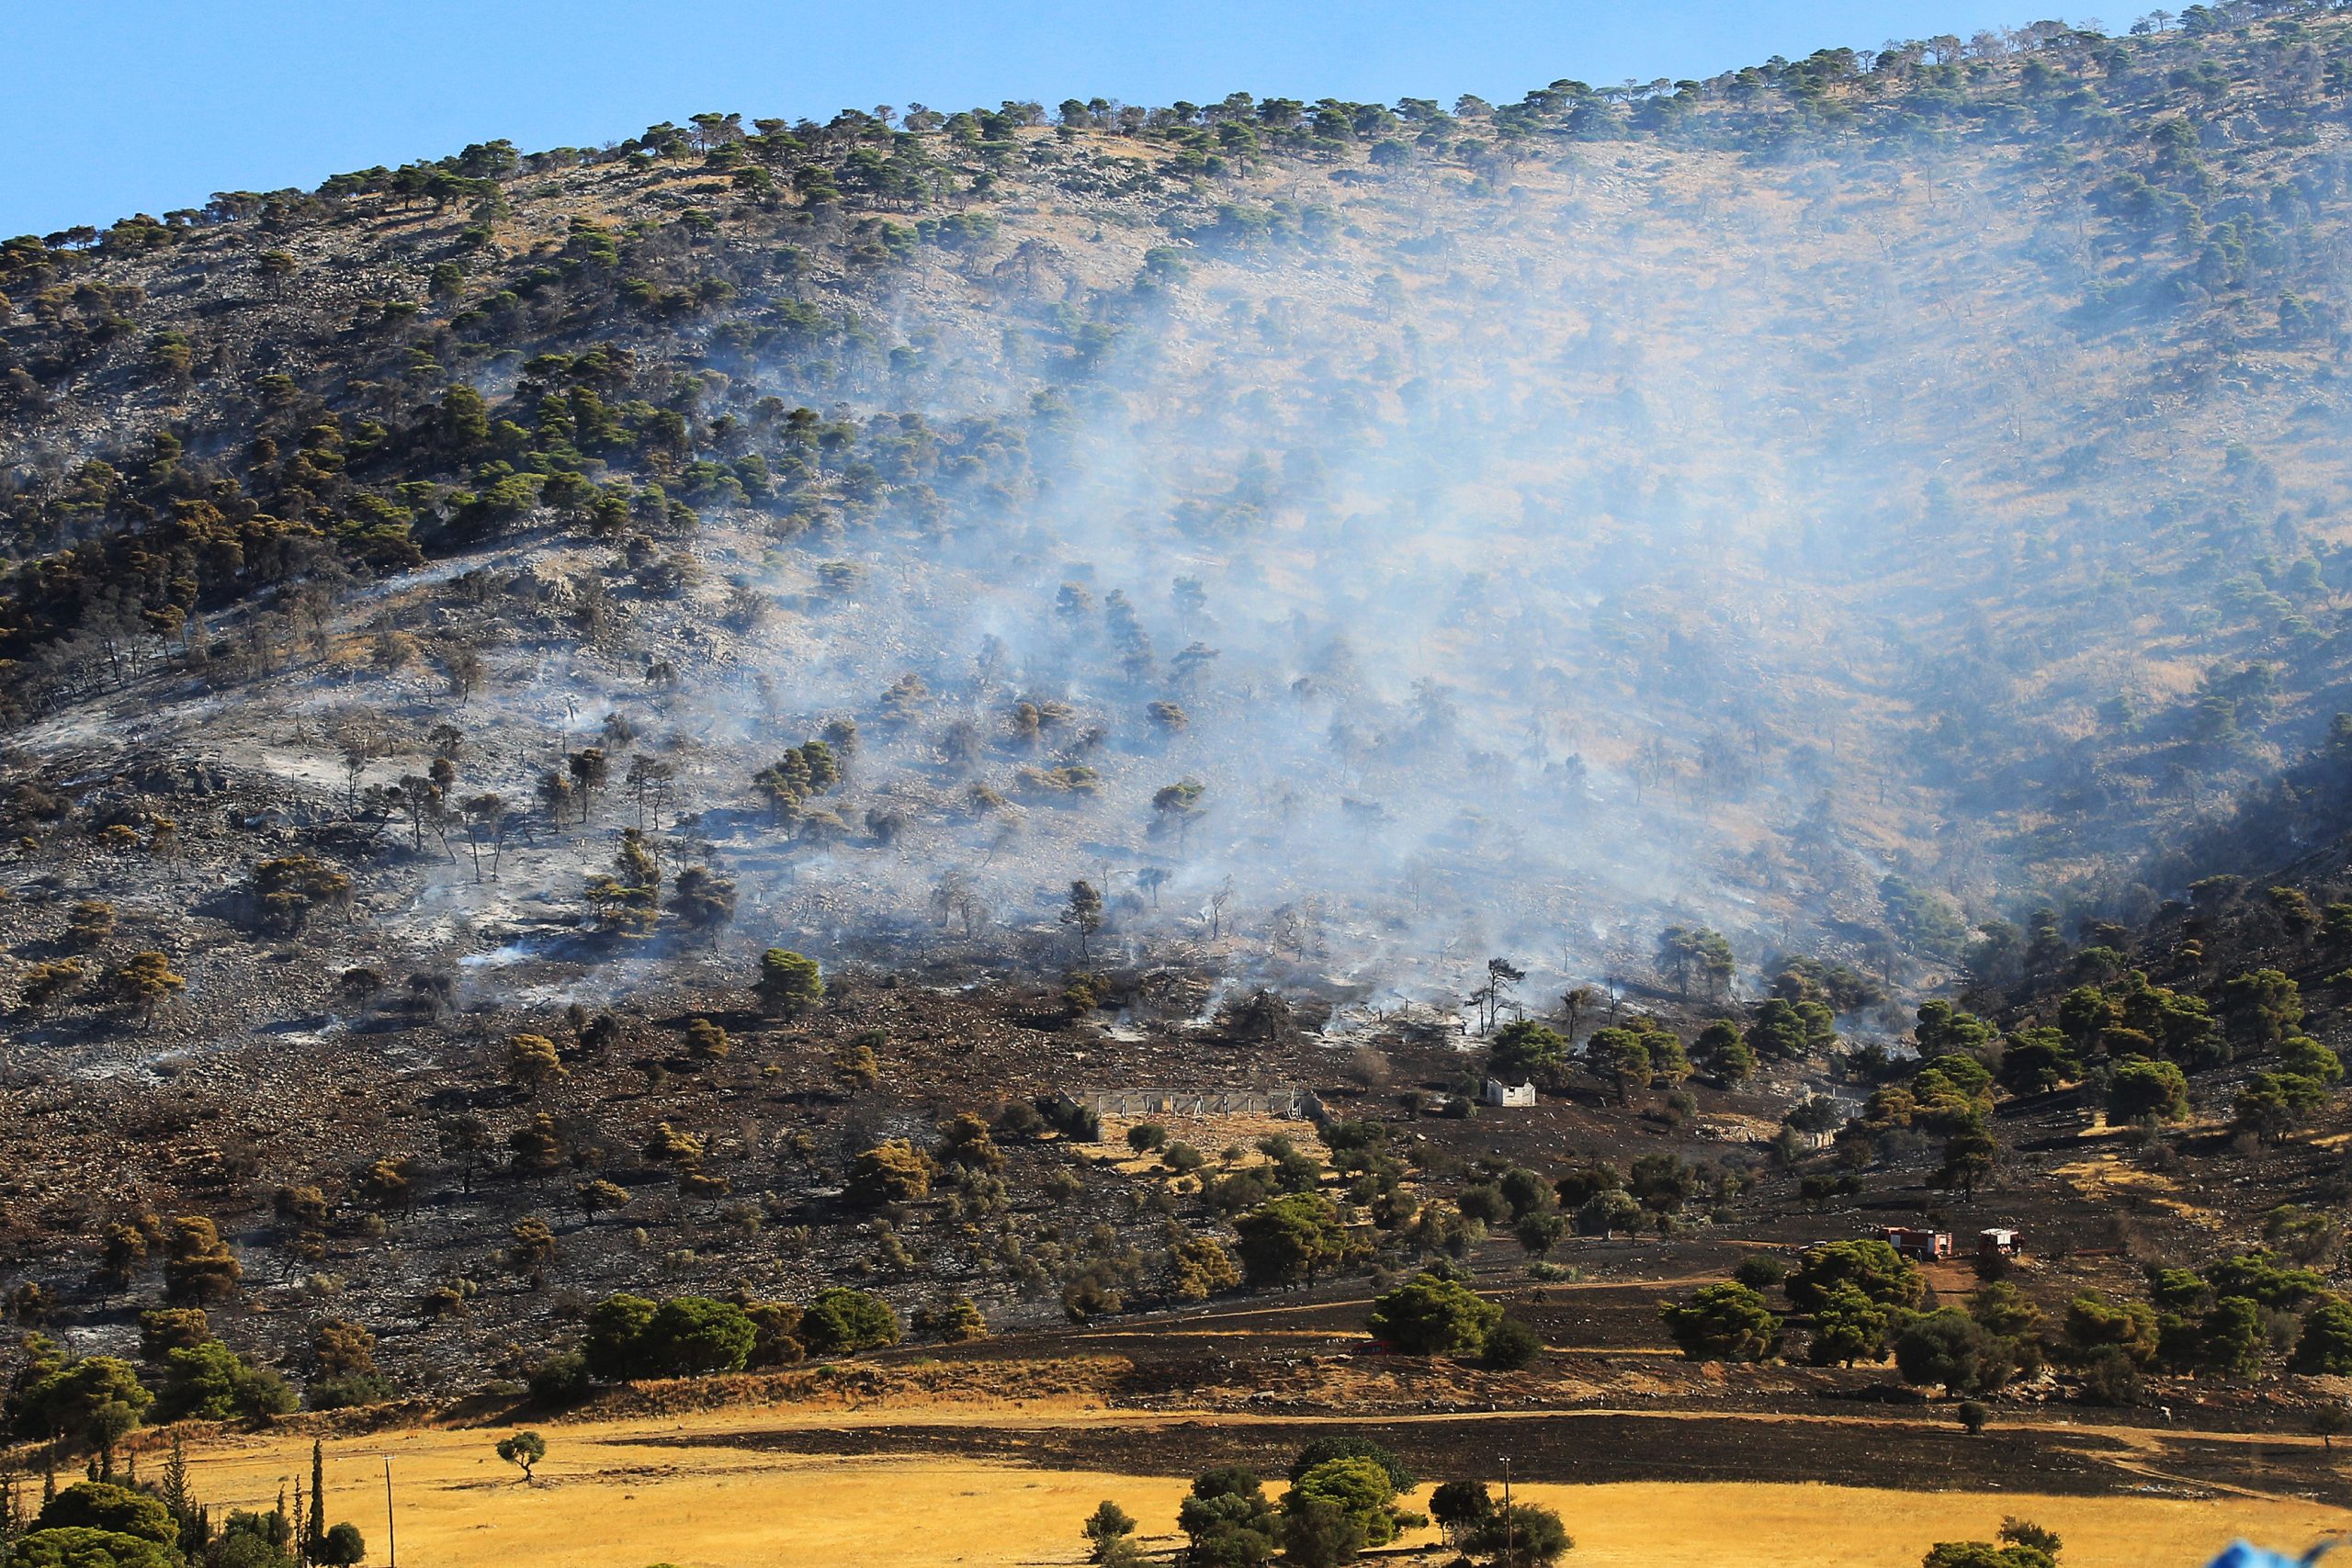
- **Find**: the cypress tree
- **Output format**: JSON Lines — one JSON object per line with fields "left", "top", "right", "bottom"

{"left": 308, "top": 1439, "right": 326, "bottom": 1562}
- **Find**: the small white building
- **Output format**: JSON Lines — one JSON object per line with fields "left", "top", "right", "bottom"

{"left": 1480, "top": 1077, "right": 1536, "bottom": 1108}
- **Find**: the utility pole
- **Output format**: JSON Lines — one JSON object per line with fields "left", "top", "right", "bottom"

{"left": 379, "top": 1454, "right": 396, "bottom": 1568}
{"left": 1502, "top": 1455, "right": 1512, "bottom": 1567}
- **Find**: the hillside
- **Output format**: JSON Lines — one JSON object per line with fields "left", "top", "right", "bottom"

{"left": 14, "top": 15, "right": 2352, "bottom": 1561}
{"left": 10, "top": 12, "right": 2352, "bottom": 1002}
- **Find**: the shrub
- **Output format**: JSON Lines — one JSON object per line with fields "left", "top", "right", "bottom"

{"left": 911, "top": 1295, "right": 988, "bottom": 1343}
{"left": 153, "top": 1341, "right": 296, "bottom": 1423}
{"left": 1082, "top": 1500, "right": 1136, "bottom": 1565}
{"left": 756, "top": 948, "right": 823, "bottom": 1015}
{"left": 1464, "top": 1501, "right": 1574, "bottom": 1567}
{"left": 639, "top": 1297, "right": 756, "bottom": 1375}
{"left": 1285, "top": 1457, "right": 1400, "bottom": 1549}
{"left": 582, "top": 1294, "right": 661, "bottom": 1380}
{"left": 1659, "top": 1281, "right": 1781, "bottom": 1362}
{"left": 1234, "top": 1193, "right": 1348, "bottom": 1288}
{"left": 2064, "top": 1291, "right": 2160, "bottom": 1366}
{"left": 1428, "top": 1479, "right": 1492, "bottom": 1547}
{"left": 1786, "top": 1239, "right": 1923, "bottom": 1314}
{"left": 304, "top": 1371, "right": 396, "bottom": 1411}
{"left": 1285, "top": 1437, "right": 1414, "bottom": 1492}
{"left": 1895, "top": 1308, "right": 2017, "bottom": 1397}
{"left": 800, "top": 1288, "right": 899, "bottom": 1356}
{"left": 2073, "top": 1346, "right": 2143, "bottom": 1406}
{"left": 8, "top": 1529, "right": 177, "bottom": 1568}
{"left": 1483, "top": 1315, "right": 1544, "bottom": 1370}
{"left": 848, "top": 1141, "right": 934, "bottom": 1207}
{"left": 527, "top": 1348, "right": 592, "bottom": 1404}
{"left": 319, "top": 1522, "right": 367, "bottom": 1566}
{"left": 2108, "top": 1057, "right": 2189, "bottom": 1123}
{"left": 2295, "top": 1299, "right": 2352, "bottom": 1374}
{"left": 1367, "top": 1271, "right": 1501, "bottom": 1356}
{"left": 34, "top": 1484, "right": 175, "bottom": 1545}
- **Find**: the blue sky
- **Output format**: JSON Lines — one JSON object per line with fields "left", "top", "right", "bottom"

{"left": 3, "top": 2, "right": 2056, "bottom": 237}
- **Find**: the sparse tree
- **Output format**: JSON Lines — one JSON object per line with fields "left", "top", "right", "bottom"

{"left": 495, "top": 1430, "right": 547, "bottom": 1482}
{"left": 1062, "top": 880, "right": 1105, "bottom": 960}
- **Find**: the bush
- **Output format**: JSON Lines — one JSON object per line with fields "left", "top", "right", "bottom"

{"left": 1285, "top": 1436, "right": 1414, "bottom": 1492}
{"left": 1787, "top": 1239, "right": 1924, "bottom": 1314}
{"left": 1895, "top": 1308, "right": 2016, "bottom": 1397}
{"left": 35, "top": 1485, "right": 175, "bottom": 1545}
{"left": 153, "top": 1341, "right": 297, "bottom": 1423}
{"left": 527, "top": 1348, "right": 592, "bottom": 1404}
{"left": 1659, "top": 1281, "right": 1782, "bottom": 1362}
{"left": 2108, "top": 1057, "right": 2190, "bottom": 1123}
{"left": 848, "top": 1141, "right": 934, "bottom": 1207}
{"left": 800, "top": 1288, "right": 899, "bottom": 1355}
{"left": 8, "top": 1529, "right": 176, "bottom": 1568}
{"left": 1285, "top": 1457, "right": 1400, "bottom": 1550}
{"left": 911, "top": 1295, "right": 988, "bottom": 1343}
{"left": 1483, "top": 1314, "right": 1544, "bottom": 1370}
{"left": 1734, "top": 1254, "right": 1792, "bottom": 1292}
{"left": 304, "top": 1371, "right": 396, "bottom": 1411}
{"left": 639, "top": 1297, "right": 756, "bottom": 1374}
{"left": 1428, "top": 1479, "right": 1492, "bottom": 1547}
{"left": 579, "top": 1293, "right": 754, "bottom": 1378}
{"left": 1367, "top": 1271, "right": 1501, "bottom": 1356}
{"left": 2064, "top": 1291, "right": 2159, "bottom": 1366}
{"left": 2295, "top": 1299, "right": 2352, "bottom": 1374}
{"left": 756, "top": 948, "right": 823, "bottom": 1015}
{"left": 1082, "top": 1500, "right": 1136, "bottom": 1564}
{"left": 1281, "top": 1497, "right": 1366, "bottom": 1568}
{"left": 1234, "top": 1193, "right": 1347, "bottom": 1288}
{"left": 1179, "top": 1466, "right": 1280, "bottom": 1567}
{"left": 2073, "top": 1346, "right": 2143, "bottom": 1406}
{"left": 1464, "top": 1501, "right": 1574, "bottom": 1567}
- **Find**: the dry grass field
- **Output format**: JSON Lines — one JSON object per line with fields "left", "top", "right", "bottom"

{"left": 162, "top": 1404, "right": 2348, "bottom": 1568}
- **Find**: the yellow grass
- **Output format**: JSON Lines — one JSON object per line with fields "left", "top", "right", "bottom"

{"left": 164, "top": 1408, "right": 2347, "bottom": 1568}
{"left": 2050, "top": 1154, "right": 2223, "bottom": 1228}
